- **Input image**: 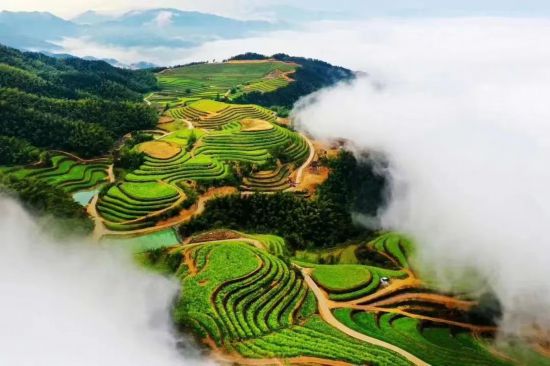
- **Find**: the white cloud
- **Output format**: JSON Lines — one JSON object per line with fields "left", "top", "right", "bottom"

{"left": 289, "top": 17, "right": 550, "bottom": 336}
{"left": 0, "top": 0, "right": 278, "bottom": 19}
{"left": 151, "top": 11, "right": 174, "bottom": 27}
{"left": 0, "top": 198, "right": 214, "bottom": 365}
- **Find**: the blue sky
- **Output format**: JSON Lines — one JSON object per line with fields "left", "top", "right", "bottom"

{"left": 2, "top": 0, "right": 550, "bottom": 19}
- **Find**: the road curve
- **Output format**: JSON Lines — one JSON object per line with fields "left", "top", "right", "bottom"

{"left": 293, "top": 133, "right": 316, "bottom": 185}
{"left": 299, "top": 267, "right": 430, "bottom": 366}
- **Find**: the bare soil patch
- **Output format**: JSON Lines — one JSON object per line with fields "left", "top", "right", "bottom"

{"left": 241, "top": 119, "right": 273, "bottom": 131}
{"left": 298, "top": 166, "right": 330, "bottom": 194}
{"left": 226, "top": 59, "right": 276, "bottom": 64}
{"left": 138, "top": 141, "right": 181, "bottom": 159}
{"left": 159, "top": 115, "right": 175, "bottom": 124}
{"left": 189, "top": 229, "right": 242, "bottom": 244}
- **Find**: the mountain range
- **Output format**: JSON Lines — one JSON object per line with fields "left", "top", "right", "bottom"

{"left": 0, "top": 9, "right": 280, "bottom": 67}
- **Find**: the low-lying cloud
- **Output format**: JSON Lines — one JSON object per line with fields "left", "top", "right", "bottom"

{"left": 47, "top": 15, "right": 550, "bottom": 340}
{"left": 291, "top": 18, "right": 550, "bottom": 337}
{"left": 151, "top": 11, "right": 175, "bottom": 28}
{"left": 0, "top": 198, "right": 213, "bottom": 365}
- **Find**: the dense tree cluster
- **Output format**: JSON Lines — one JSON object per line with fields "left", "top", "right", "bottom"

{"left": 227, "top": 53, "right": 268, "bottom": 61}
{"left": 0, "top": 136, "right": 41, "bottom": 165}
{"left": 114, "top": 148, "right": 145, "bottom": 170}
{"left": 180, "top": 192, "right": 356, "bottom": 249}
{"left": 0, "top": 44, "right": 158, "bottom": 158}
{"left": 0, "top": 45, "right": 157, "bottom": 101}
{"left": 179, "top": 150, "right": 387, "bottom": 250}
{"left": 0, "top": 174, "right": 93, "bottom": 236}
{"left": 0, "top": 99, "right": 114, "bottom": 157}
{"left": 318, "top": 150, "right": 388, "bottom": 216}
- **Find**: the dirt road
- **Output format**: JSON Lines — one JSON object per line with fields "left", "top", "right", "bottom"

{"left": 299, "top": 267, "right": 430, "bottom": 366}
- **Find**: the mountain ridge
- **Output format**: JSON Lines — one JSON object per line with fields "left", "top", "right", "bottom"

{"left": 0, "top": 9, "right": 279, "bottom": 53}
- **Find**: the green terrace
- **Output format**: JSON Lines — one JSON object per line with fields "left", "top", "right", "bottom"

{"left": 157, "top": 60, "right": 296, "bottom": 101}
{"left": 170, "top": 240, "right": 411, "bottom": 365}
{"left": 97, "top": 182, "right": 184, "bottom": 231}
{"left": 2, "top": 155, "right": 109, "bottom": 193}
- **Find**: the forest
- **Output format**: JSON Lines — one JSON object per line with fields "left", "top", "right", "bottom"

{"left": 0, "top": 45, "right": 158, "bottom": 158}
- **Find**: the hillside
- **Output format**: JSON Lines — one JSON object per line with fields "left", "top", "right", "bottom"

{"left": 0, "top": 9, "right": 277, "bottom": 52}
{"left": 0, "top": 44, "right": 158, "bottom": 158}
{"left": 0, "top": 51, "right": 545, "bottom": 365}
{"left": 230, "top": 53, "right": 355, "bottom": 109}
{"left": 153, "top": 54, "right": 354, "bottom": 113}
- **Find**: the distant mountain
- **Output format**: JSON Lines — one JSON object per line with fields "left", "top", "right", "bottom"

{"left": 84, "top": 9, "right": 276, "bottom": 48}
{"left": 0, "top": 11, "right": 77, "bottom": 50}
{"left": 0, "top": 25, "right": 53, "bottom": 50}
{"left": 39, "top": 52, "right": 157, "bottom": 70}
{"left": 71, "top": 10, "right": 114, "bottom": 25}
{"left": 130, "top": 61, "right": 158, "bottom": 70}
{"left": 0, "top": 9, "right": 278, "bottom": 54}
{"left": 82, "top": 55, "right": 158, "bottom": 69}
{"left": 0, "top": 11, "right": 77, "bottom": 39}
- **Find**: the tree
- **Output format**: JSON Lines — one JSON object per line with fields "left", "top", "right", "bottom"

{"left": 0, "top": 136, "right": 40, "bottom": 165}
{"left": 186, "top": 131, "right": 197, "bottom": 152}
{"left": 115, "top": 147, "right": 145, "bottom": 170}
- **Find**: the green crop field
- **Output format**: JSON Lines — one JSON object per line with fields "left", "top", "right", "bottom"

{"left": 137, "top": 229, "right": 521, "bottom": 365}
{"left": 297, "top": 260, "right": 407, "bottom": 301}
{"left": 169, "top": 240, "right": 412, "bottom": 365}
{"left": 127, "top": 116, "right": 308, "bottom": 192}
{"left": 158, "top": 60, "right": 296, "bottom": 100}
{"left": 97, "top": 182, "right": 182, "bottom": 231}
{"left": 311, "top": 264, "right": 373, "bottom": 292}
{"left": 3, "top": 155, "right": 109, "bottom": 193}
{"left": 334, "top": 309, "right": 507, "bottom": 366}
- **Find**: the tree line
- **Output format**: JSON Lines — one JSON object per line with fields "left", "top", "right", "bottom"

{"left": 180, "top": 150, "right": 388, "bottom": 250}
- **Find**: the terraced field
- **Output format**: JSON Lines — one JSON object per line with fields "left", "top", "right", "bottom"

{"left": 158, "top": 60, "right": 296, "bottom": 100}
{"left": 193, "top": 104, "right": 276, "bottom": 130}
{"left": 170, "top": 239, "right": 412, "bottom": 365}
{"left": 126, "top": 59, "right": 311, "bottom": 201}
{"left": 125, "top": 152, "right": 229, "bottom": 184}
{"left": 195, "top": 124, "right": 306, "bottom": 165}
{"left": 97, "top": 182, "right": 184, "bottom": 231}
{"left": 242, "top": 165, "right": 292, "bottom": 192}
{"left": 334, "top": 309, "right": 507, "bottom": 366}
{"left": 134, "top": 230, "right": 523, "bottom": 365}
{"left": 171, "top": 100, "right": 277, "bottom": 130}
{"left": 244, "top": 77, "right": 290, "bottom": 93}
{"left": 4, "top": 154, "right": 109, "bottom": 193}
{"left": 122, "top": 118, "right": 308, "bottom": 195}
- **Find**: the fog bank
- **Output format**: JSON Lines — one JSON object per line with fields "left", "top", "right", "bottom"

{"left": 0, "top": 198, "right": 213, "bottom": 365}
{"left": 291, "top": 18, "right": 550, "bottom": 336}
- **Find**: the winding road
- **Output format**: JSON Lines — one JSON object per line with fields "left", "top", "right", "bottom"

{"left": 176, "top": 236, "right": 429, "bottom": 366}
{"left": 292, "top": 133, "right": 316, "bottom": 187}
{"left": 299, "top": 267, "right": 430, "bottom": 366}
